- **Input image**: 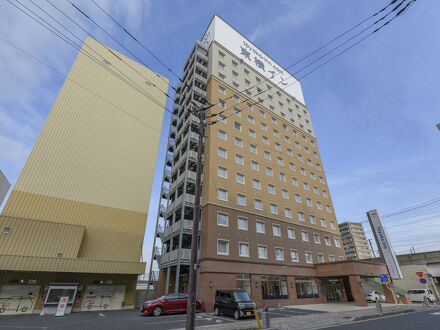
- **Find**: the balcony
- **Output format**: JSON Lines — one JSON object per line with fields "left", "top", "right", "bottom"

{"left": 168, "top": 140, "right": 175, "bottom": 152}
{"left": 159, "top": 205, "right": 167, "bottom": 217}
{"left": 170, "top": 126, "right": 177, "bottom": 139}
{"left": 156, "top": 224, "right": 164, "bottom": 238}
{"left": 161, "top": 219, "right": 193, "bottom": 241}
{"left": 163, "top": 169, "right": 171, "bottom": 182}
{"left": 161, "top": 186, "right": 169, "bottom": 199}
{"left": 159, "top": 248, "right": 191, "bottom": 268}
{"left": 167, "top": 193, "right": 195, "bottom": 215}
{"left": 166, "top": 154, "right": 173, "bottom": 166}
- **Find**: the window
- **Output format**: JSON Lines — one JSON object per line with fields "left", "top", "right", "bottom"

{"left": 217, "top": 239, "right": 229, "bottom": 255}
{"left": 218, "top": 51, "right": 225, "bottom": 58}
{"left": 250, "top": 144, "right": 257, "bottom": 154}
{"left": 324, "top": 236, "right": 331, "bottom": 246}
{"left": 289, "top": 162, "right": 295, "bottom": 170}
{"left": 258, "top": 245, "right": 267, "bottom": 259}
{"left": 270, "top": 204, "right": 278, "bottom": 214}
{"left": 218, "top": 62, "right": 225, "bottom": 70}
{"left": 290, "top": 250, "right": 299, "bottom": 262}
{"left": 295, "top": 194, "right": 301, "bottom": 203}
{"left": 249, "top": 129, "right": 256, "bottom": 138}
{"left": 317, "top": 254, "right": 324, "bottom": 263}
{"left": 305, "top": 147, "right": 309, "bottom": 154}
{"left": 251, "top": 160, "right": 259, "bottom": 170}
{"left": 281, "top": 189, "right": 289, "bottom": 199}
{"left": 236, "top": 173, "right": 245, "bottom": 184}
{"left": 217, "top": 212, "right": 228, "bottom": 227}
{"left": 233, "top": 94, "right": 239, "bottom": 102}
{"left": 261, "top": 275, "right": 288, "bottom": 300}
{"left": 326, "top": 205, "right": 332, "bottom": 213}
{"left": 217, "top": 188, "right": 227, "bottom": 201}
{"left": 247, "top": 103, "right": 252, "bottom": 110}
{"left": 235, "top": 154, "right": 244, "bottom": 165}
{"left": 313, "top": 187, "right": 318, "bottom": 194}
{"left": 218, "top": 129, "right": 226, "bottom": 140}
{"left": 306, "top": 198, "right": 312, "bottom": 207}
{"left": 310, "top": 215, "right": 316, "bottom": 224}
{"left": 313, "top": 233, "right": 320, "bottom": 244}
{"left": 237, "top": 194, "right": 246, "bottom": 206}
{"left": 253, "top": 179, "right": 261, "bottom": 189}
{"left": 298, "top": 154, "right": 302, "bottom": 161}
{"left": 320, "top": 218, "right": 326, "bottom": 227}
{"left": 218, "top": 166, "right": 227, "bottom": 178}
{"left": 218, "top": 99, "right": 225, "bottom": 108}
{"left": 235, "top": 137, "right": 243, "bottom": 147}
{"left": 232, "top": 71, "right": 238, "bottom": 79}
{"left": 266, "top": 167, "right": 273, "bottom": 176}
{"left": 238, "top": 217, "right": 248, "bottom": 230}
{"left": 302, "top": 135, "right": 307, "bottom": 142}
{"left": 280, "top": 173, "right": 286, "bottom": 181}
{"left": 244, "top": 69, "right": 249, "bottom": 75}
{"left": 292, "top": 177, "right": 298, "bottom": 186}
{"left": 330, "top": 221, "right": 335, "bottom": 229}
{"left": 268, "top": 184, "right": 275, "bottom": 194}
{"left": 305, "top": 252, "right": 313, "bottom": 264}
{"left": 287, "top": 149, "right": 292, "bottom": 156}
{"left": 293, "top": 130, "right": 298, "bottom": 137}
{"left": 338, "top": 256, "right": 345, "bottom": 261}
{"left": 308, "top": 159, "right": 312, "bottom": 166}
{"left": 232, "top": 60, "right": 238, "bottom": 67}
{"left": 319, "top": 176, "right": 324, "bottom": 184}
{"left": 300, "top": 168, "right": 306, "bottom": 175}
{"left": 334, "top": 238, "right": 341, "bottom": 247}
{"left": 261, "top": 123, "right": 267, "bottom": 131}
{"left": 256, "top": 221, "right": 265, "bottom": 233}
{"left": 298, "top": 211, "right": 305, "bottom": 221}
{"left": 317, "top": 202, "right": 322, "bottom": 210}
{"left": 295, "top": 142, "right": 300, "bottom": 149}
{"left": 323, "top": 190, "right": 328, "bottom": 198}
{"left": 218, "top": 86, "right": 226, "bottom": 94}
{"left": 260, "top": 110, "right": 265, "bottom": 118}
{"left": 254, "top": 199, "right": 263, "bottom": 210}
{"left": 218, "top": 114, "right": 226, "bottom": 123}
{"left": 275, "top": 248, "right": 284, "bottom": 261}
{"left": 303, "top": 182, "right": 309, "bottom": 190}
{"left": 296, "top": 278, "right": 318, "bottom": 298}
{"left": 285, "top": 136, "right": 290, "bottom": 143}
{"left": 234, "top": 121, "right": 242, "bottom": 131}
{"left": 328, "top": 255, "right": 335, "bottom": 262}
{"left": 285, "top": 208, "right": 292, "bottom": 218}
{"left": 287, "top": 228, "right": 295, "bottom": 239}
{"left": 264, "top": 151, "right": 271, "bottom": 159}
{"left": 232, "top": 81, "right": 238, "bottom": 88}
{"left": 301, "top": 231, "right": 308, "bottom": 241}
{"left": 234, "top": 108, "right": 241, "bottom": 116}
{"left": 271, "top": 117, "right": 277, "bottom": 124}
{"left": 239, "top": 243, "right": 249, "bottom": 257}
{"left": 316, "top": 163, "right": 321, "bottom": 170}
{"left": 273, "top": 130, "right": 279, "bottom": 138}
{"left": 277, "top": 157, "right": 283, "bottom": 165}
{"left": 218, "top": 147, "right": 227, "bottom": 158}
{"left": 275, "top": 143, "right": 281, "bottom": 150}
{"left": 313, "top": 151, "right": 318, "bottom": 158}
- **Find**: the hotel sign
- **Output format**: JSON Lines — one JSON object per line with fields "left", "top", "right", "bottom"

{"left": 367, "top": 209, "right": 403, "bottom": 279}
{"left": 201, "top": 15, "right": 305, "bottom": 105}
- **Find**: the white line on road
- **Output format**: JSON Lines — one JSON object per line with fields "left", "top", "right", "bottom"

{"left": 142, "top": 320, "right": 186, "bottom": 325}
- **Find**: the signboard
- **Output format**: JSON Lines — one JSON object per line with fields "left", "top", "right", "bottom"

{"left": 55, "top": 296, "right": 69, "bottom": 317}
{"left": 420, "top": 278, "right": 427, "bottom": 284}
{"left": 427, "top": 273, "right": 433, "bottom": 278}
{"left": 380, "top": 274, "right": 388, "bottom": 282}
{"left": 367, "top": 209, "right": 403, "bottom": 279}
{"left": 416, "top": 272, "right": 424, "bottom": 278}
{"left": 201, "top": 15, "right": 305, "bottom": 104}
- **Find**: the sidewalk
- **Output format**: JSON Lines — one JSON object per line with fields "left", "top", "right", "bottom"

{"left": 195, "top": 303, "right": 425, "bottom": 329}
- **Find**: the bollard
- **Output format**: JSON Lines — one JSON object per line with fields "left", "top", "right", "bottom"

{"left": 262, "top": 307, "right": 270, "bottom": 329}
{"left": 375, "top": 301, "right": 383, "bottom": 314}
{"left": 424, "top": 296, "right": 431, "bottom": 308}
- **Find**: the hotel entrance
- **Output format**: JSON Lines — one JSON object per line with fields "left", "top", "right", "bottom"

{"left": 323, "top": 278, "right": 354, "bottom": 303}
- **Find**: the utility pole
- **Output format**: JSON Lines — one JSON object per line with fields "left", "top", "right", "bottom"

{"left": 185, "top": 102, "right": 210, "bottom": 330}
{"left": 368, "top": 239, "right": 377, "bottom": 258}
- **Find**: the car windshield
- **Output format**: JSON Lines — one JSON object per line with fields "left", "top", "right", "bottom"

{"left": 233, "top": 291, "right": 251, "bottom": 302}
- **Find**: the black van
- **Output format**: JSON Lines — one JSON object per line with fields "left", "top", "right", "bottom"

{"left": 214, "top": 290, "right": 256, "bottom": 320}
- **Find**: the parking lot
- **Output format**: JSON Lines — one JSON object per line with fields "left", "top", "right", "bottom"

{"left": 0, "top": 306, "right": 326, "bottom": 329}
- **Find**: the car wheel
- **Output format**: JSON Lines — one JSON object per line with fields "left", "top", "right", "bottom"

{"left": 214, "top": 307, "right": 220, "bottom": 316}
{"left": 153, "top": 306, "right": 162, "bottom": 317}
{"left": 234, "top": 309, "right": 240, "bottom": 320}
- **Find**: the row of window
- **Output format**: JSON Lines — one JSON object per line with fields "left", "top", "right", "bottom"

{"left": 216, "top": 188, "right": 333, "bottom": 215}
{"left": 216, "top": 239, "right": 343, "bottom": 263}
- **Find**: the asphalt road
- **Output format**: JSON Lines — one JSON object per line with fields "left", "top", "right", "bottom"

{"left": 323, "top": 308, "right": 440, "bottom": 330}
{"left": 0, "top": 306, "right": 323, "bottom": 329}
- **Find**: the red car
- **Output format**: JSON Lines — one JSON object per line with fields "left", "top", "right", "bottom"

{"left": 141, "top": 293, "right": 202, "bottom": 316}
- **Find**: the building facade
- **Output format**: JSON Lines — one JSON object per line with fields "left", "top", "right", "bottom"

{"left": 151, "top": 15, "right": 387, "bottom": 310}
{"left": 0, "top": 37, "right": 168, "bottom": 315}
{"left": 339, "top": 222, "right": 372, "bottom": 260}
{"left": 0, "top": 170, "right": 10, "bottom": 206}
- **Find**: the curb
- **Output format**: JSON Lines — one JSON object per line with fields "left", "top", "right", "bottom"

{"left": 352, "top": 308, "right": 415, "bottom": 321}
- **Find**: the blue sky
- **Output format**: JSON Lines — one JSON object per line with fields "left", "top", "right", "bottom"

{"left": 0, "top": 1, "right": 439, "bottom": 270}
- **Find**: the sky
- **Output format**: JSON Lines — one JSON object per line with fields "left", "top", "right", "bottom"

{"left": 0, "top": 0, "right": 439, "bottom": 273}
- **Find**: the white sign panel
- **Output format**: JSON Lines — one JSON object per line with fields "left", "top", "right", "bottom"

{"left": 201, "top": 15, "right": 305, "bottom": 105}
{"left": 367, "top": 209, "right": 403, "bottom": 279}
{"left": 55, "top": 296, "right": 69, "bottom": 317}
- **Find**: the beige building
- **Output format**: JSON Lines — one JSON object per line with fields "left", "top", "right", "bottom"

{"left": 339, "top": 222, "right": 372, "bottom": 260}
{"left": 150, "top": 15, "right": 387, "bottom": 310}
{"left": 0, "top": 37, "right": 168, "bottom": 315}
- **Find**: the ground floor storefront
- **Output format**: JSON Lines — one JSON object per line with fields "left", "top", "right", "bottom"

{"left": 0, "top": 271, "right": 137, "bottom": 315}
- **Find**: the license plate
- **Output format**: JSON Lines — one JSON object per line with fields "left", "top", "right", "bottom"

{"left": 246, "top": 311, "right": 251, "bottom": 316}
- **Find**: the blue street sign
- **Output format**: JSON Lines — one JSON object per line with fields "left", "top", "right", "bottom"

{"left": 380, "top": 274, "right": 388, "bottom": 282}
{"left": 420, "top": 278, "right": 427, "bottom": 284}
{"left": 427, "top": 273, "right": 433, "bottom": 278}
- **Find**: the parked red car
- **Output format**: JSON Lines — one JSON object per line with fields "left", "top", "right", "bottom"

{"left": 141, "top": 293, "right": 202, "bottom": 316}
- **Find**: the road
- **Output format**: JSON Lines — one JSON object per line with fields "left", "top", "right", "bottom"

{"left": 323, "top": 308, "right": 440, "bottom": 330}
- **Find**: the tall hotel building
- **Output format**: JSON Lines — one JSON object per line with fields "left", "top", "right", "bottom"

{"left": 0, "top": 37, "right": 168, "bottom": 315}
{"left": 151, "top": 15, "right": 386, "bottom": 309}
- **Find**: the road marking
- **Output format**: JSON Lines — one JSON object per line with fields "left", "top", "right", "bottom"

{"left": 208, "top": 314, "right": 236, "bottom": 322}
{"left": 215, "top": 319, "right": 223, "bottom": 323}
{"left": 430, "top": 312, "right": 440, "bottom": 315}
{"left": 142, "top": 320, "right": 186, "bottom": 325}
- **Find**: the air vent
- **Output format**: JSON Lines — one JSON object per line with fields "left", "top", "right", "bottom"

{"left": 56, "top": 253, "right": 64, "bottom": 258}
{"left": 2, "top": 227, "right": 11, "bottom": 234}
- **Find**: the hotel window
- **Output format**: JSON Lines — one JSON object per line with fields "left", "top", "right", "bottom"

{"left": 262, "top": 136, "right": 269, "bottom": 144}
{"left": 256, "top": 221, "right": 265, "bottom": 233}
{"left": 298, "top": 154, "right": 302, "bottom": 161}
{"left": 244, "top": 69, "right": 249, "bottom": 75}
{"left": 260, "top": 110, "right": 265, "bottom": 118}
{"left": 313, "top": 186, "right": 318, "bottom": 194}
{"left": 269, "top": 105, "right": 275, "bottom": 111}
{"left": 305, "top": 147, "right": 309, "bottom": 154}
{"left": 338, "top": 256, "right": 345, "bottom": 261}
{"left": 320, "top": 218, "right": 326, "bottom": 227}
{"left": 236, "top": 173, "right": 245, "bottom": 184}
{"left": 238, "top": 217, "right": 248, "bottom": 230}
{"left": 295, "top": 194, "right": 301, "bottom": 203}
{"left": 285, "top": 136, "right": 290, "bottom": 143}
{"left": 283, "top": 124, "right": 287, "bottom": 131}
{"left": 250, "top": 144, "right": 257, "bottom": 154}
{"left": 300, "top": 168, "right": 306, "bottom": 176}
{"left": 218, "top": 51, "right": 225, "bottom": 58}
{"left": 275, "top": 248, "right": 284, "bottom": 261}
{"left": 289, "top": 162, "right": 295, "bottom": 170}
{"left": 275, "top": 143, "right": 281, "bottom": 151}
{"left": 285, "top": 208, "right": 292, "bottom": 218}
{"left": 295, "top": 278, "right": 319, "bottom": 299}
{"left": 319, "top": 176, "right": 324, "bottom": 183}
{"left": 258, "top": 245, "right": 267, "bottom": 259}
{"left": 261, "top": 123, "right": 267, "bottom": 131}
{"left": 298, "top": 211, "right": 305, "bottom": 222}
{"left": 287, "top": 149, "right": 292, "bottom": 156}
{"left": 232, "top": 81, "right": 238, "bottom": 88}
{"left": 290, "top": 250, "right": 299, "bottom": 262}
{"left": 323, "top": 190, "right": 328, "bottom": 198}
{"left": 292, "top": 177, "right": 298, "bottom": 186}
{"left": 277, "top": 157, "right": 283, "bottom": 165}
{"left": 253, "top": 179, "right": 261, "bottom": 189}
{"left": 280, "top": 173, "right": 286, "bottom": 182}
{"left": 288, "top": 228, "right": 295, "bottom": 239}
{"left": 218, "top": 129, "right": 226, "bottom": 140}
{"left": 310, "top": 172, "right": 315, "bottom": 179}
{"left": 218, "top": 85, "right": 226, "bottom": 94}
{"left": 302, "top": 135, "right": 307, "bottom": 142}
{"left": 328, "top": 255, "right": 335, "bottom": 262}
{"left": 266, "top": 167, "right": 273, "bottom": 176}
{"left": 282, "top": 189, "right": 289, "bottom": 199}
{"left": 218, "top": 99, "right": 225, "bottom": 108}
{"left": 247, "top": 103, "right": 252, "bottom": 110}
{"left": 317, "top": 202, "right": 322, "bottom": 210}
{"left": 218, "top": 147, "right": 227, "bottom": 158}
{"left": 248, "top": 115, "right": 255, "bottom": 124}
{"left": 217, "top": 188, "right": 227, "bottom": 201}
{"left": 218, "top": 114, "right": 226, "bottom": 123}
{"left": 293, "top": 130, "right": 298, "bottom": 137}
{"left": 237, "top": 194, "right": 246, "bottom": 206}
{"left": 235, "top": 137, "right": 243, "bottom": 147}
{"left": 305, "top": 252, "right": 313, "bottom": 264}
{"left": 258, "top": 98, "right": 264, "bottom": 104}
{"left": 301, "top": 231, "right": 308, "bottom": 241}
{"left": 310, "top": 215, "right": 316, "bottom": 224}
{"left": 217, "top": 166, "right": 227, "bottom": 178}
{"left": 326, "top": 205, "right": 332, "bottom": 213}
{"left": 303, "top": 182, "right": 309, "bottom": 190}
{"left": 217, "top": 239, "right": 229, "bottom": 255}
{"left": 251, "top": 160, "right": 259, "bottom": 170}
{"left": 272, "top": 225, "right": 281, "bottom": 237}
{"left": 254, "top": 199, "right": 263, "bottom": 210}
{"left": 268, "top": 184, "right": 275, "bottom": 194}
{"left": 273, "top": 130, "right": 279, "bottom": 137}
{"left": 233, "top": 94, "right": 240, "bottom": 102}
{"left": 232, "top": 71, "right": 238, "bottom": 79}
{"left": 218, "top": 62, "right": 225, "bottom": 70}
{"left": 334, "top": 238, "right": 341, "bottom": 247}
{"left": 324, "top": 236, "right": 331, "bottom": 246}
{"left": 313, "top": 233, "right": 320, "bottom": 244}
{"left": 234, "top": 121, "right": 242, "bottom": 131}
{"left": 313, "top": 151, "right": 318, "bottom": 158}
{"left": 239, "top": 243, "right": 249, "bottom": 257}
{"left": 311, "top": 140, "right": 315, "bottom": 146}
{"left": 295, "top": 142, "right": 300, "bottom": 149}
{"left": 270, "top": 204, "right": 278, "bottom": 214}
{"left": 308, "top": 159, "right": 312, "bottom": 166}
{"left": 256, "top": 77, "right": 261, "bottom": 83}
{"left": 306, "top": 198, "right": 312, "bottom": 207}
{"left": 264, "top": 151, "right": 271, "bottom": 160}
{"left": 235, "top": 154, "right": 244, "bottom": 165}
{"left": 234, "top": 108, "right": 241, "bottom": 117}
{"left": 330, "top": 221, "right": 335, "bottom": 229}
{"left": 281, "top": 112, "right": 285, "bottom": 118}
{"left": 217, "top": 212, "right": 228, "bottom": 227}
{"left": 232, "top": 60, "right": 238, "bottom": 68}
{"left": 317, "top": 254, "right": 324, "bottom": 263}
{"left": 271, "top": 117, "right": 277, "bottom": 124}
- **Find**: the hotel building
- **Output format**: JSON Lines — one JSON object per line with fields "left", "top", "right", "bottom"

{"left": 150, "top": 15, "right": 387, "bottom": 309}
{"left": 339, "top": 222, "right": 373, "bottom": 260}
